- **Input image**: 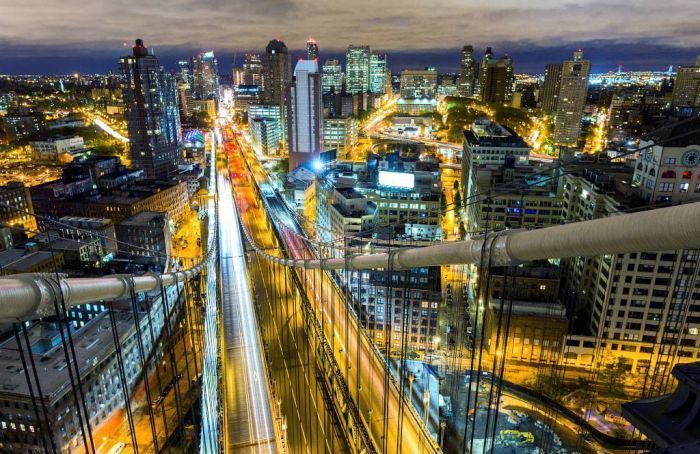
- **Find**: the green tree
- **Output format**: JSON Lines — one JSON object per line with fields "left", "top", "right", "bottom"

{"left": 453, "top": 190, "right": 462, "bottom": 216}
{"left": 453, "top": 180, "right": 459, "bottom": 191}
{"left": 458, "top": 221, "right": 467, "bottom": 239}
{"left": 600, "top": 358, "right": 629, "bottom": 396}
{"left": 440, "top": 189, "right": 447, "bottom": 213}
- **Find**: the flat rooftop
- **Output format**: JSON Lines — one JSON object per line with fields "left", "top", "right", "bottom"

{"left": 0, "top": 309, "right": 136, "bottom": 403}
{"left": 0, "top": 248, "right": 57, "bottom": 272}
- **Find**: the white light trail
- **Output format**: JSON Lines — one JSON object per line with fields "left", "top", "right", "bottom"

{"left": 92, "top": 116, "right": 129, "bottom": 143}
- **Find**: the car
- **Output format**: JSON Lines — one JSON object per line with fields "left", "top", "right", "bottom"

{"left": 108, "top": 442, "right": 126, "bottom": 454}
{"left": 161, "top": 383, "right": 174, "bottom": 397}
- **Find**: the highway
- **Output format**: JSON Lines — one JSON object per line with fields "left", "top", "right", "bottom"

{"left": 224, "top": 133, "right": 344, "bottom": 454}
{"left": 218, "top": 150, "right": 277, "bottom": 452}
{"left": 225, "top": 124, "right": 441, "bottom": 454}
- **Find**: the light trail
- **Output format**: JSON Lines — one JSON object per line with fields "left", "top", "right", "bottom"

{"left": 199, "top": 130, "right": 220, "bottom": 454}
{"left": 91, "top": 116, "right": 129, "bottom": 143}
{"left": 219, "top": 172, "right": 276, "bottom": 453}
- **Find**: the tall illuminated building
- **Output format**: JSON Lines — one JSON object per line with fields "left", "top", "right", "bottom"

{"left": 369, "top": 51, "right": 387, "bottom": 95}
{"left": 540, "top": 63, "right": 563, "bottom": 113}
{"left": 306, "top": 38, "right": 319, "bottom": 60}
{"left": 287, "top": 59, "right": 323, "bottom": 170}
{"left": 262, "top": 39, "right": 292, "bottom": 109}
{"left": 479, "top": 49, "right": 513, "bottom": 104}
{"left": 553, "top": 49, "right": 590, "bottom": 146}
{"left": 321, "top": 59, "right": 344, "bottom": 94}
{"left": 178, "top": 60, "right": 192, "bottom": 89}
{"left": 119, "top": 39, "right": 182, "bottom": 178}
{"left": 456, "top": 44, "right": 478, "bottom": 97}
{"left": 346, "top": 45, "right": 370, "bottom": 94}
{"left": 243, "top": 53, "right": 263, "bottom": 86}
{"left": 399, "top": 68, "right": 438, "bottom": 99}
{"left": 192, "top": 51, "right": 220, "bottom": 104}
{"left": 670, "top": 54, "right": 700, "bottom": 109}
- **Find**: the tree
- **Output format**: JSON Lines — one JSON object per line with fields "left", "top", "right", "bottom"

{"left": 453, "top": 190, "right": 462, "bottom": 216}
{"left": 600, "top": 358, "right": 629, "bottom": 396}
{"left": 453, "top": 180, "right": 459, "bottom": 191}
{"left": 440, "top": 189, "right": 447, "bottom": 213}
{"left": 458, "top": 221, "right": 467, "bottom": 239}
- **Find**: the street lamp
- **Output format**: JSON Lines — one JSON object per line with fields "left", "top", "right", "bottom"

{"left": 439, "top": 420, "right": 447, "bottom": 450}
{"left": 422, "top": 389, "right": 430, "bottom": 425}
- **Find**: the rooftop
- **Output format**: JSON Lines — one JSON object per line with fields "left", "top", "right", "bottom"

{"left": 0, "top": 309, "right": 136, "bottom": 403}
{"left": 119, "top": 211, "right": 168, "bottom": 226}
{"left": 465, "top": 119, "right": 528, "bottom": 149}
{"left": 0, "top": 248, "right": 58, "bottom": 272}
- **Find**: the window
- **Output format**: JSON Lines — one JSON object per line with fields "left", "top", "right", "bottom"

{"left": 659, "top": 182, "right": 675, "bottom": 192}
{"left": 665, "top": 157, "right": 677, "bottom": 165}
{"left": 661, "top": 170, "right": 676, "bottom": 179}
{"left": 680, "top": 183, "right": 689, "bottom": 193}
{"left": 683, "top": 171, "right": 692, "bottom": 179}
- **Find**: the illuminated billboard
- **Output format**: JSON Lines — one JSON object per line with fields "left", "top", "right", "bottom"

{"left": 378, "top": 171, "right": 415, "bottom": 189}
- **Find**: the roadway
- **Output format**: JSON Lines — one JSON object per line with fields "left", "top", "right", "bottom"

{"left": 226, "top": 124, "right": 441, "bottom": 454}
{"left": 218, "top": 144, "right": 277, "bottom": 452}
{"left": 223, "top": 134, "right": 344, "bottom": 454}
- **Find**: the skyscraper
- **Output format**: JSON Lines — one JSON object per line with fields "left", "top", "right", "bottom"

{"left": 261, "top": 40, "right": 292, "bottom": 143}
{"left": 178, "top": 60, "right": 193, "bottom": 89}
{"left": 243, "top": 53, "right": 264, "bottom": 86}
{"left": 540, "top": 63, "right": 563, "bottom": 113}
{"left": 287, "top": 59, "right": 323, "bottom": 171}
{"left": 479, "top": 51, "right": 513, "bottom": 104}
{"left": 192, "top": 51, "right": 220, "bottom": 104}
{"left": 321, "top": 59, "right": 344, "bottom": 94}
{"left": 306, "top": 38, "right": 319, "bottom": 60}
{"left": 369, "top": 51, "right": 387, "bottom": 95}
{"left": 262, "top": 39, "right": 292, "bottom": 108}
{"left": 456, "top": 45, "right": 478, "bottom": 97}
{"left": 670, "top": 54, "right": 700, "bottom": 108}
{"left": 399, "top": 68, "right": 438, "bottom": 99}
{"left": 346, "top": 45, "right": 370, "bottom": 94}
{"left": 120, "top": 39, "right": 182, "bottom": 178}
{"left": 553, "top": 49, "right": 590, "bottom": 146}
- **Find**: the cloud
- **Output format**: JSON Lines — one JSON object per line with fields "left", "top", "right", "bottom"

{"left": 0, "top": 0, "right": 698, "bottom": 73}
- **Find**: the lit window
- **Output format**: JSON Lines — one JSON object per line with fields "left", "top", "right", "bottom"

{"left": 659, "top": 182, "right": 674, "bottom": 192}
{"left": 683, "top": 171, "right": 692, "bottom": 179}
{"left": 661, "top": 170, "right": 676, "bottom": 179}
{"left": 680, "top": 183, "right": 689, "bottom": 193}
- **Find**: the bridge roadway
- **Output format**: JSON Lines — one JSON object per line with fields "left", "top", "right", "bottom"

{"left": 227, "top": 126, "right": 441, "bottom": 454}
{"left": 218, "top": 162, "right": 277, "bottom": 452}
{"left": 224, "top": 138, "right": 346, "bottom": 453}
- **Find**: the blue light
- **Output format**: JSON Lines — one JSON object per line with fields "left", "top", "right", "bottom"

{"left": 312, "top": 159, "right": 324, "bottom": 171}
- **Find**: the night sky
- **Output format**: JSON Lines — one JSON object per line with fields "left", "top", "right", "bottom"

{"left": 1, "top": 0, "right": 699, "bottom": 75}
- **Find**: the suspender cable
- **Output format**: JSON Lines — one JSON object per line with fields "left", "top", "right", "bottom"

{"left": 127, "top": 277, "right": 160, "bottom": 452}
{"left": 107, "top": 302, "right": 139, "bottom": 453}
{"left": 13, "top": 322, "right": 53, "bottom": 454}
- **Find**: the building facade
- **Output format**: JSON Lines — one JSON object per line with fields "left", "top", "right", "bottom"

{"left": 346, "top": 45, "right": 370, "bottom": 94}
{"left": 286, "top": 60, "right": 324, "bottom": 170}
{"left": 540, "top": 63, "right": 563, "bottom": 113}
{"left": 192, "top": 50, "right": 220, "bottom": 104}
{"left": 553, "top": 50, "right": 591, "bottom": 147}
{"left": 670, "top": 55, "right": 700, "bottom": 109}
{"left": 120, "top": 39, "right": 183, "bottom": 178}
{"left": 457, "top": 45, "right": 478, "bottom": 98}
{"left": 321, "top": 59, "right": 344, "bottom": 94}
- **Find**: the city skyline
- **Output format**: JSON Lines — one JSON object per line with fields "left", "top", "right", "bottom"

{"left": 2, "top": 41, "right": 698, "bottom": 76}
